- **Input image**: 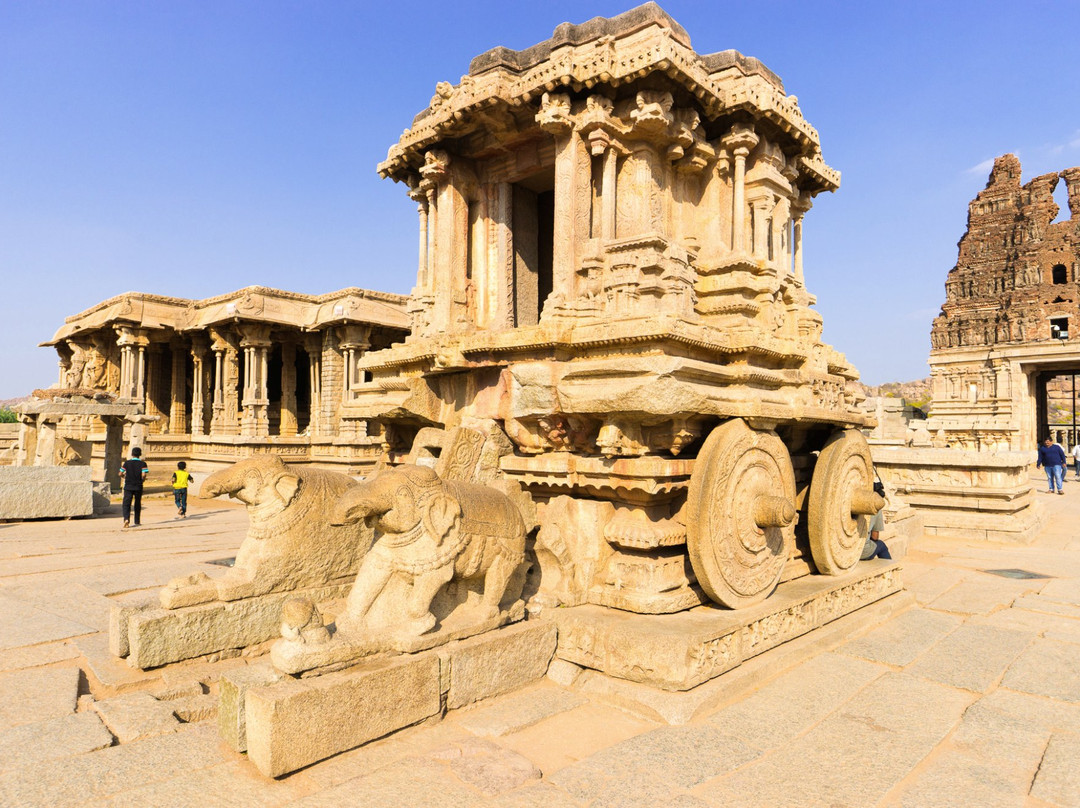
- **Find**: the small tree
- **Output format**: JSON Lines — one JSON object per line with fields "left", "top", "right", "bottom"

{"left": 0, "top": 408, "right": 16, "bottom": 424}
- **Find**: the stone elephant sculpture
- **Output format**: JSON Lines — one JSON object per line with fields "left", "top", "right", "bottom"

{"left": 160, "top": 455, "right": 372, "bottom": 608}
{"left": 329, "top": 464, "right": 528, "bottom": 640}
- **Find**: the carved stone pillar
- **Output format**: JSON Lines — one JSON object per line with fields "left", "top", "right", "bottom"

{"left": 602, "top": 146, "right": 619, "bottom": 240}
{"left": 279, "top": 341, "right": 298, "bottom": 437}
{"left": 339, "top": 325, "right": 372, "bottom": 402}
{"left": 791, "top": 193, "right": 812, "bottom": 284}
{"left": 750, "top": 197, "right": 771, "bottom": 263}
{"left": 304, "top": 332, "right": 323, "bottom": 436}
{"left": 238, "top": 324, "right": 272, "bottom": 438}
{"left": 414, "top": 191, "right": 429, "bottom": 290}
{"left": 722, "top": 125, "right": 759, "bottom": 255}
{"left": 169, "top": 342, "right": 187, "bottom": 435}
{"left": 209, "top": 328, "right": 239, "bottom": 436}
{"left": 190, "top": 337, "right": 208, "bottom": 437}
{"left": 114, "top": 326, "right": 149, "bottom": 403}
{"left": 491, "top": 181, "right": 514, "bottom": 329}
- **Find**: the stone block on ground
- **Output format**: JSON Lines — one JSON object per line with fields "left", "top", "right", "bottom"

{"left": 124, "top": 583, "right": 349, "bottom": 669}
{"left": 0, "top": 465, "right": 94, "bottom": 519}
{"left": 108, "top": 591, "right": 158, "bottom": 657}
{"left": 244, "top": 653, "right": 442, "bottom": 778}
{"left": 218, "top": 663, "right": 284, "bottom": 753}
{"left": 838, "top": 607, "right": 963, "bottom": 666}
{"left": 0, "top": 665, "right": 80, "bottom": 730}
{"left": 440, "top": 619, "right": 557, "bottom": 710}
{"left": 91, "top": 692, "right": 181, "bottom": 743}
{"left": 76, "top": 632, "right": 158, "bottom": 692}
{"left": 905, "top": 623, "right": 1032, "bottom": 692}
{"left": 174, "top": 693, "right": 219, "bottom": 723}
{"left": 0, "top": 640, "right": 79, "bottom": 672}
{"left": 0, "top": 712, "right": 114, "bottom": 773}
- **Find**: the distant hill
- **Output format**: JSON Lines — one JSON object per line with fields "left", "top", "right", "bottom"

{"left": 855, "top": 378, "right": 932, "bottom": 409}
{"left": 0, "top": 397, "right": 28, "bottom": 410}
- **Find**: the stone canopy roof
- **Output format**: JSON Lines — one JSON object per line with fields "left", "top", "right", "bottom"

{"left": 378, "top": 2, "right": 838, "bottom": 195}
{"left": 43, "top": 285, "right": 409, "bottom": 346}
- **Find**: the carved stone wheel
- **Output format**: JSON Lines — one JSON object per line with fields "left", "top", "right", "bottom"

{"left": 686, "top": 419, "right": 797, "bottom": 609}
{"left": 808, "top": 428, "right": 883, "bottom": 575}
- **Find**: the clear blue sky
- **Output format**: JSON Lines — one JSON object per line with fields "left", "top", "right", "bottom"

{"left": 2, "top": 1, "right": 1078, "bottom": 398}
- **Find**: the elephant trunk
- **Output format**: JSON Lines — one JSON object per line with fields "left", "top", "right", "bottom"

{"left": 330, "top": 490, "right": 378, "bottom": 526}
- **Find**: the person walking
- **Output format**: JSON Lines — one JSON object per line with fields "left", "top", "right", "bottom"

{"left": 172, "top": 461, "right": 193, "bottom": 519}
{"left": 119, "top": 446, "right": 149, "bottom": 528}
{"left": 1071, "top": 442, "right": 1080, "bottom": 481}
{"left": 1036, "top": 437, "right": 1067, "bottom": 495}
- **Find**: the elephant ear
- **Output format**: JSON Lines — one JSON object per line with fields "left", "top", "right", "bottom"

{"left": 274, "top": 473, "right": 301, "bottom": 507}
{"left": 423, "top": 492, "right": 462, "bottom": 543}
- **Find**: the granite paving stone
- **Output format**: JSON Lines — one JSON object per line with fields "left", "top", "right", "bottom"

{"left": 92, "top": 761, "right": 310, "bottom": 808}
{"left": 1039, "top": 577, "right": 1080, "bottom": 605}
{"left": 1002, "top": 638, "right": 1080, "bottom": 702}
{"left": 1012, "top": 594, "right": 1080, "bottom": 619}
{"left": 456, "top": 684, "right": 586, "bottom": 737}
{"left": 837, "top": 608, "right": 963, "bottom": 667}
{"left": 285, "top": 757, "right": 488, "bottom": 808}
{"left": 889, "top": 747, "right": 1036, "bottom": 808}
{"left": 927, "top": 577, "right": 1036, "bottom": 615}
{"left": 0, "top": 724, "right": 230, "bottom": 808}
{"left": 0, "top": 639, "right": 80, "bottom": 672}
{"left": 0, "top": 593, "right": 97, "bottom": 650}
{"left": 1029, "top": 731, "right": 1080, "bottom": 806}
{"left": 431, "top": 738, "right": 542, "bottom": 796}
{"left": 696, "top": 672, "right": 973, "bottom": 808}
{"left": 0, "top": 712, "right": 114, "bottom": 773}
{"left": 905, "top": 623, "right": 1032, "bottom": 692}
{"left": 902, "top": 567, "right": 968, "bottom": 605}
{"left": 91, "top": 692, "right": 181, "bottom": 743}
{"left": 491, "top": 782, "right": 583, "bottom": 808}
{"left": 548, "top": 724, "right": 759, "bottom": 801}
{"left": 705, "top": 651, "right": 886, "bottom": 749}
{"left": 0, "top": 664, "right": 80, "bottom": 730}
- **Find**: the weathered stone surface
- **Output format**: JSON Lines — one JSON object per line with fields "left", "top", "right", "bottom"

{"left": 244, "top": 653, "right": 442, "bottom": 778}
{"left": 0, "top": 712, "right": 114, "bottom": 773}
{"left": 218, "top": 663, "right": 284, "bottom": 752}
{"left": 1030, "top": 731, "right": 1080, "bottom": 806}
{"left": 93, "top": 760, "right": 311, "bottom": 808}
{"left": 704, "top": 651, "right": 886, "bottom": 750}
{"left": 491, "top": 782, "right": 583, "bottom": 808}
{"left": 0, "top": 639, "right": 79, "bottom": 672}
{"left": 905, "top": 623, "right": 1032, "bottom": 692}
{"left": 0, "top": 465, "right": 93, "bottom": 519}
{"left": 108, "top": 591, "right": 157, "bottom": 657}
{"left": 457, "top": 685, "right": 585, "bottom": 737}
{"left": 554, "top": 562, "right": 901, "bottom": 690}
{"left": 125, "top": 583, "right": 349, "bottom": 669}
{"left": 928, "top": 577, "right": 1037, "bottom": 615}
{"left": 92, "top": 692, "right": 181, "bottom": 743}
{"left": 838, "top": 606, "right": 963, "bottom": 666}
{"left": 1002, "top": 638, "right": 1080, "bottom": 702}
{"left": 0, "top": 724, "right": 229, "bottom": 808}
{"left": 431, "top": 738, "right": 541, "bottom": 796}
{"left": 697, "top": 672, "right": 974, "bottom": 807}
{"left": 77, "top": 632, "right": 157, "bottom": 691}
{"left": 545, "top": 658, "right": 583, "bottom": 687}
{"left": 173, "top": 693, "right": 218, "bottom": 723}
{"left": 285, "top": 757, "right": 485, "bottom": 808}
{"left": 0, "top": 665, "right": 80, "bottom": 730}
{"left": 549, "top": 724, "right": 758, "bottom": 802}
{"left": 441, "top": 620, "right": 556, "bottom": 710}
{"left": 0, "top": 592, "right": 95, "bottom": 650}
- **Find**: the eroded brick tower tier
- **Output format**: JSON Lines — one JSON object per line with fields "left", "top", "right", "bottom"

{"left": 928, "top": 154, "right": 1080, "bottom": 449}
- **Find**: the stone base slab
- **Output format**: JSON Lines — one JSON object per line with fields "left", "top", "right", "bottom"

{"left": 553, "top": 560, "right": 902, "bottom": 691}
{"left": 573, "top": 589, "right": 915, "bottom": 724}
{"left": 0, "top": 466, "right": 94, "bottom": 519}
{"left": 114, "top": 584, "right": 351, "bottom": 670}
{"left": 234, "top": 619, "right": 557, "bottom": 778}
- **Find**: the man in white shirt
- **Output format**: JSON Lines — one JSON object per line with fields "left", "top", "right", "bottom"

{"left": 1071, "top": 442, "right": 1080, "bottom": 480}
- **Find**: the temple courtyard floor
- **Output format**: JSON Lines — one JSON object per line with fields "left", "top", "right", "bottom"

{"left": 0, "top": 478, "right": 1078, "bottom": 807}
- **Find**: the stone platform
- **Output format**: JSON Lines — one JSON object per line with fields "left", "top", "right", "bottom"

{"left": 553, "top": 559, "right": 902, "bottom": 690}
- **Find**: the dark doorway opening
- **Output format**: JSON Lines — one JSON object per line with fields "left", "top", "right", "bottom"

{"left": 511, "top": 168, "right": 555, "bottom": 327}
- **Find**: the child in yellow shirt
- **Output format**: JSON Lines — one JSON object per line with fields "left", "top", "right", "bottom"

{"left": 172, "top": 461, "right": 193, "bottom": 518}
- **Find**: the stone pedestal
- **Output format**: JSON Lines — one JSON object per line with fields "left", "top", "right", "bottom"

{"left": 871, "top": 446, "right": 1043, "bottom": 542}
{"left": 553, "top": 560, "right": 902, "bottom": 691}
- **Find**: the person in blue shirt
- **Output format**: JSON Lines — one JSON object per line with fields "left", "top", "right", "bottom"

{"left": 1036, "top": 437, "right": 1067, "bottom": 495}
